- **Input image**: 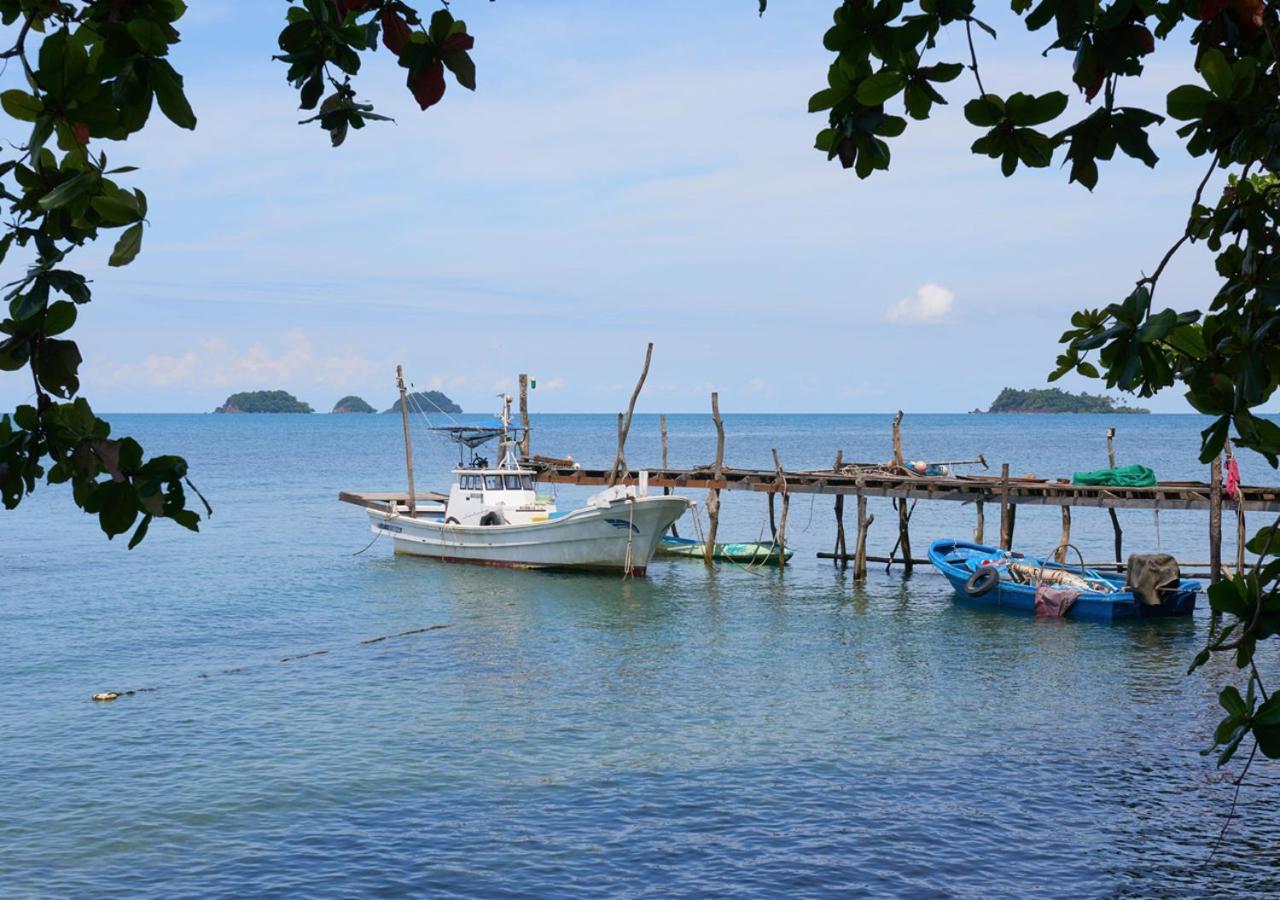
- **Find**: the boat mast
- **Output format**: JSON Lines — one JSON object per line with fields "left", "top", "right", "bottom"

{"left": 396, "top": 365, "right": 417, "bottom": 517}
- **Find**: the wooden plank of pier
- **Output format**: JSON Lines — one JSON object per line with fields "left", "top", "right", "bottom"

{"left": 523, "top": 462, "right": 1280, "bottom": 513}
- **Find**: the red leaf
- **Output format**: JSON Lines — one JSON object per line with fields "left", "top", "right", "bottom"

{"left": 1230, "top": 0, "right": 1264, "bottom": 31}
{"left": 1131, "top": 25, "right": 1154, "bottom": 55}
{"left": 73, "top": 121, "right": 89, "bottom": 144}
{"left": 1199, "top": 0, "right": 1229, "bottom": 19}
{"left": 381, "top": 10, "right": 411, "bottom": 55}
{"left": 442, "top": 32, "right": 475, "bottom": 52}
{"left": 411, "top": 60, "right": 446, "bottom": 110}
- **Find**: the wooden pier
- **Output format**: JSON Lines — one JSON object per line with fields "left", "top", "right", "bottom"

{"left": 509, "top": 354, "right": 1268, "bottom": 585}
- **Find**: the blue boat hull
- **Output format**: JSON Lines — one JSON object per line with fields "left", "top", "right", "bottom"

{"left": 928, "top": 539, "right": 1199, "bottom": 623}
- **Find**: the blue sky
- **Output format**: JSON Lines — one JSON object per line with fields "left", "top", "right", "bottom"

{"left": 0, "top": 1, "right": 1227, "bottom": 413}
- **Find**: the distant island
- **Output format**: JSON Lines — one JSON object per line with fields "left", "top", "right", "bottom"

{"left": 332, "top": 395, "right": 376, "bottom": 414}
{"left": 981, "top": 387, "right": 1149, "bottom": 414}
{"left": 385, "top": 390, "right": 462, "bottom": 415}
{"left": 214, "top": 390, "right": 314, "bottom": 414}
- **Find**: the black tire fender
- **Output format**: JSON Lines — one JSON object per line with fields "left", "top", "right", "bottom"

{"left": 965, "top": 566, "right": 1000, "bottom": 597}
{"left": 445, "top": 517, "right": 460, "bottom": 525}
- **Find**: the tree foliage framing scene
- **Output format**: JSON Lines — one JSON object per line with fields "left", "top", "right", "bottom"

{"left": 2, "top": 0, "right": 1279, "bottom": 894}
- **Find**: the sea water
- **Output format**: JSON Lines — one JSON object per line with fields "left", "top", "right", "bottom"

{"left": 2, "top": 413, "right": 1277, "bottom": 896}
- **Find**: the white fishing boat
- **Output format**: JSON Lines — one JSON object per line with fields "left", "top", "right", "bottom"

{"left": 340, "top": 368, "right": 690, "bottom": 575}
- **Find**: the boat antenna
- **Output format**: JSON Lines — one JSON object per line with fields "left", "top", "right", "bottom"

{"left": 396, "top": 365, "right": 417, "bottom": 517}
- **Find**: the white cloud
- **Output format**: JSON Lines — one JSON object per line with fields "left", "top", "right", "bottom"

{"left": 102, "top": 330, "right": 376, "bottom": 390}
{"left": 884, "top": 283, "right": 956, "bottom": 326}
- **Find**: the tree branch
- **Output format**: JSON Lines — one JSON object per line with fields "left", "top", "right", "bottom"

{"left": 964, "top": 18, "right": 986, "bottom": 96}
{"left": 1138, "top": 152, "right": 1220, "bottom": 299}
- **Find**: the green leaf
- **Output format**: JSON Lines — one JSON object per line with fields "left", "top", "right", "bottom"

{"left": 0, "top": 90, "right": 41, "bottom": 122}
{"left": 128, "top": 19, "right": 171, "bottom": 56}
{"left": 1166, "top": 84, "right": 1212, "bottom": 121}
{"left": 90, "top": 195, "right": 142, "bottom": 226}
{"left": 441, "top": 49, "right": 475, "bottom": 92}
{"left": 1136, "top": 309, "right": 1177, "bottom": 343}
{"left": 35, "top": 338, "right": 81, "bottom": 398}
{"left": 1255, "top": 693, "right": 1280, "bottom": 727}
{"left": 93, "top": 481, "right": 138, "bottom": 538}
{"left": 856, "top": 69, "right": 905, "bottom": 105}
{"left": 919, "top": 62, "right": 963, "bottom": 83}
{"left": 1220, "top": 685, "right": 1248, "bottom": 719}
{"left": 1005, "top": 91, "right": 1067, "bottom": 127}
{"left": 808, "top": 88, "right": 839, "bottom": 113}
{"left": 1199, "top": 49, "right": 1234, "bottom": 99}
{"left": 1208, "top": 579, "right": 1249, "bottom": 618}
{"left": 37, "top": 173, "right": 91, "bottom": 211}
{"left": 127, "top": 513, "right": 152, "bottom": 549}
{"left": 108, "top": 223, "right": 144, "bottom": 267}
{"left": 43, "top": 300, "right": 77, "bottom": 336}
{"left": 963, "top": 95, "right": 1003, "bottom": 127}
{"left": 150, "top": 60, "right": 197, "bottom": 130}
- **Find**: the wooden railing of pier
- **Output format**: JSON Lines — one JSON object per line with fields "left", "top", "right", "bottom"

{"left": 524, "top": 462, "right": 1280, "bottom": 512}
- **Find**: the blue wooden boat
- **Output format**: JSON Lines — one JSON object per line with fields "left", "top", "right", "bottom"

{"left": 927, "top": 538, "right": 1199, "bottom": 622}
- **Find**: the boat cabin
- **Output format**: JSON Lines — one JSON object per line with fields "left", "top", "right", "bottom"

{"left": 444, "top": 462, "right": 555, "bottom": 526}
{"left": 432, "top": 414, "right": 557, "bottom": 527}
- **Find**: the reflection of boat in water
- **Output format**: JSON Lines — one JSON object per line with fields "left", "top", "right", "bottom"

{"left": 656, "top": 535, "right": 792, "bottom": 566}
{"left": 342, "top": 372, "right": 690, "bottom": 575}
{"left": 928, "top": 538, "right": 1199, "bottom": 622}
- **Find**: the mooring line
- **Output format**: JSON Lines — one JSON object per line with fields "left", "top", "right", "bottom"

{"left": 90, "top": 623, "right": 453, "bottom": 703}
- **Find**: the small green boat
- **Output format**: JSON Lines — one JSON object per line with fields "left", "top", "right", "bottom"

{"left": 656, "top": 535, "right": 793, "bottom": 566}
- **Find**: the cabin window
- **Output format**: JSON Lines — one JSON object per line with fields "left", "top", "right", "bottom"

{"left": 505, "top": 475, "right": 522, "bottom": 490}
{"left": 465, "top": 476, "right": 479, "bottom": 490}
{"left": 520, "top": 475, "right": 533, "bottom": 490}
{"left": 485, "top": 475, "right": 503, "bottom": 490}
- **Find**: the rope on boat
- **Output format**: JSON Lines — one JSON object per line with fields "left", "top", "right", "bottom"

{"left": 623, "top": 495, "right": 636, "bottom": 579}
{"left": 351, "top": 526, "right": 385, "bottom": 556}
{"left": 89, "top": 624, "right": 453, "bottom": 703}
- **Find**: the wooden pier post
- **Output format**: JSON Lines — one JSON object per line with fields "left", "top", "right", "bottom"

{"left": 608, "top": 342, "right": 653, "bottom": 486}
{"left": 661, "top": 414, "right": 679, "bottom": 538}
{"left": 892, "top": 410, "right": 904, "bottom": 470}
{"left": 891, "top": 411, "right": 912, "bottom": 574}
{"left": 1056, "top": 505, "right": 1072, "bottom": 563}
{"left": 999, "top": 463, "right": 1011, "bottom": 550}
{"left": 1106, "top": 426, "right": 1123, "bottom": 566}
{"left": 897, "top": 499, "right": 914, "bottom": 574}
{"left": 974, "top": 499, "right": 985, "bottom": 544}
{"left": 704, "top": 392, "right": 724, "bottom": 566}
{"left": 395, "top": 365, "right": 417, "bottom": 517}
{"left": 833, "top": 450, "right": 847, "bottom": 568}
{"left": 518, "top": 373, "right": 531, "bottom": 458}
{"left": 1236, "top": 503, "right": 1247, "bottom": 577}
{"left": 1210, "top": 455, "right": 1223, "bottom": 584}
{"left": 854, "top": 480, "right": 873, "bottom": 582}
{"left": 772, "top": 448, "right": 790, "bottom": 566}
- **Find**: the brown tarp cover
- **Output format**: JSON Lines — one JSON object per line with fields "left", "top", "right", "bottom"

{"left": 1126, "top": 553, "right": 1181, "bottom": 607}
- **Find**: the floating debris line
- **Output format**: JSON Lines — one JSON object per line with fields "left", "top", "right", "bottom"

{"left": 90, "top": 623, "right": 453, "bottom": 702}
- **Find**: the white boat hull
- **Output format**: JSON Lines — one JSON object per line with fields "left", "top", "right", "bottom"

{"left": 367, "top": 495, "right": 690, "bottom": 575}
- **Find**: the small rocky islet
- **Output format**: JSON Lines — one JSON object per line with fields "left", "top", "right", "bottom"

{"left": 975, "top": 387, "right": 1149, "bottom": 414}
{"left": 213, "top": 390, "right": 461, "bottom": 414}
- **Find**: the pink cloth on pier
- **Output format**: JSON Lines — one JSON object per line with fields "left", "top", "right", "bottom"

{"left": 1226, "top": 455, "right": 1241, "bottom": 502}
